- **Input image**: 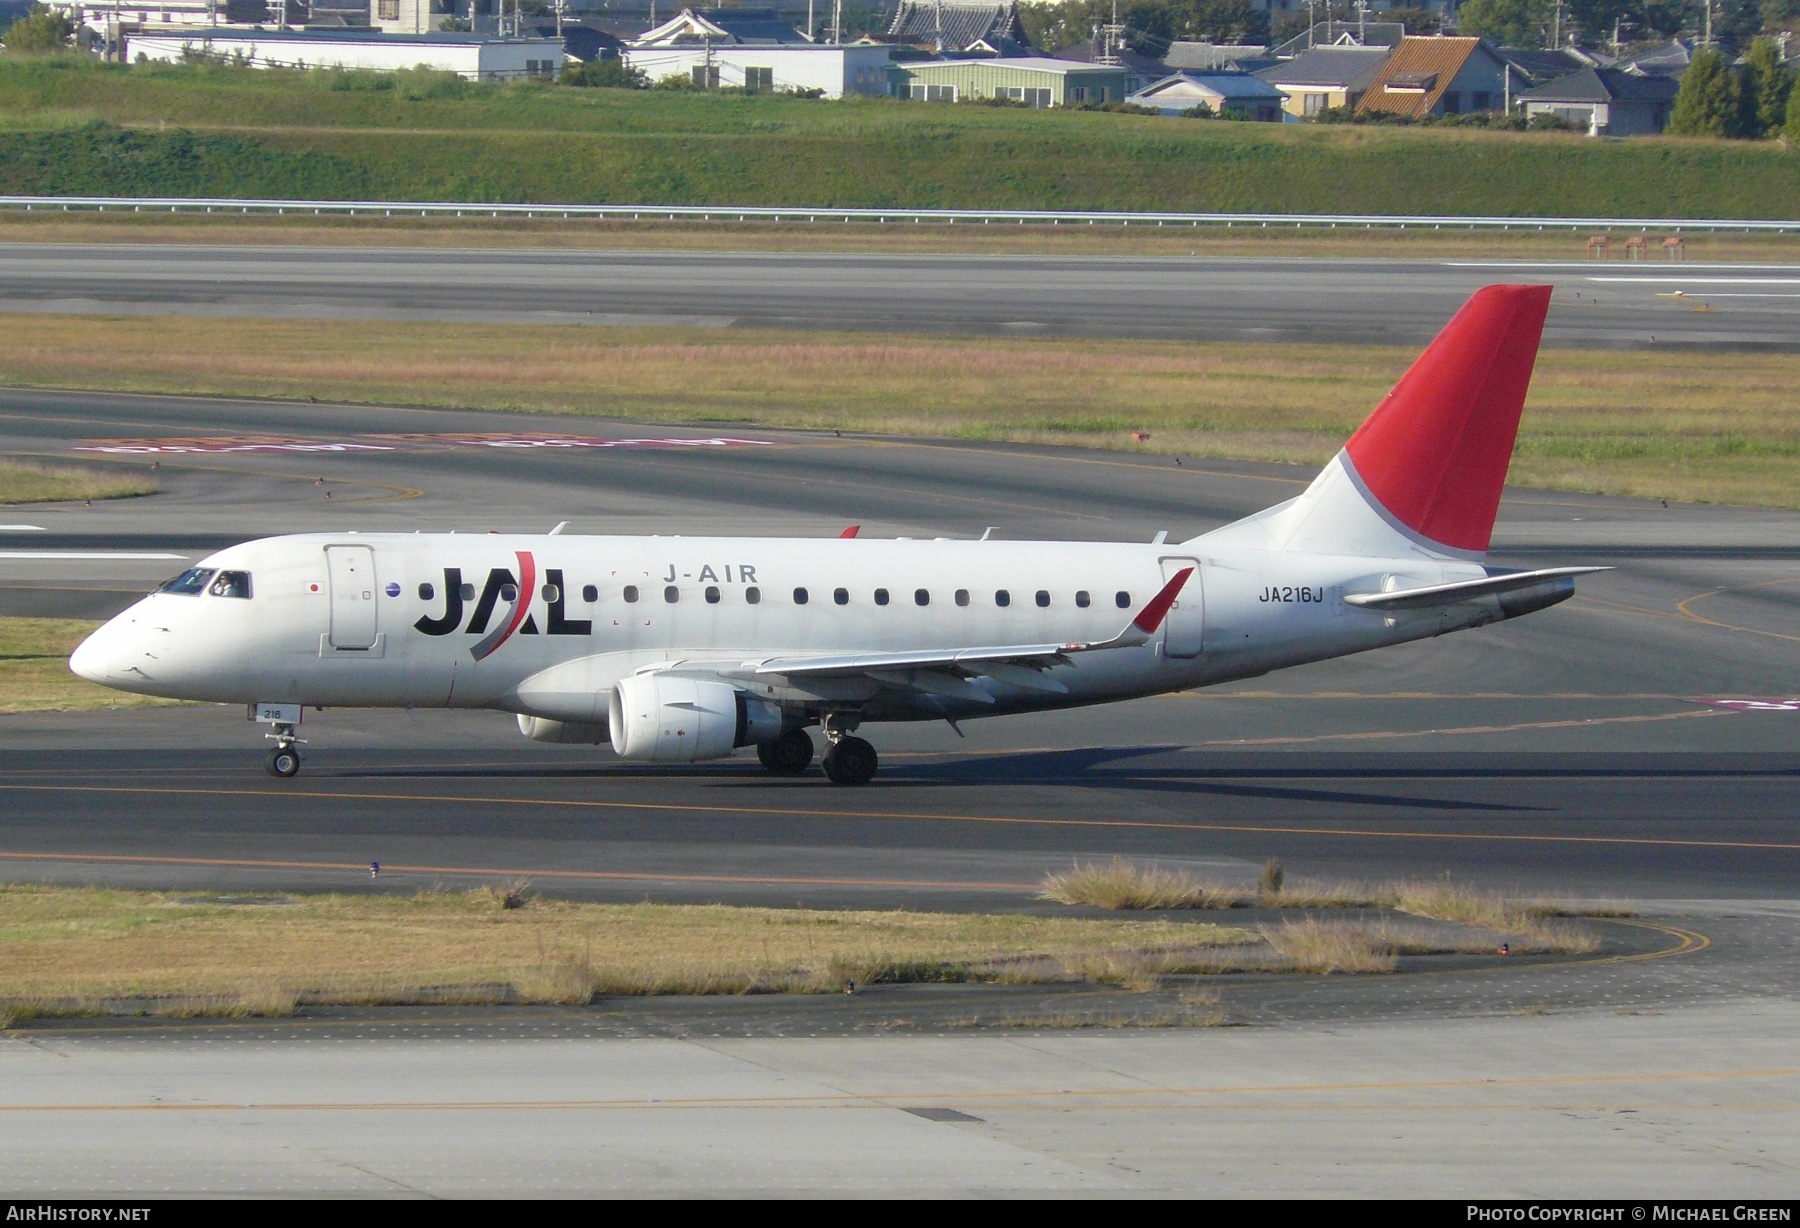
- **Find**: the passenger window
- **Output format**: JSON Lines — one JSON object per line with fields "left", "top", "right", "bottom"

{"left": 874, "top": 588, "right": 890, "bottom": 606}
{"left": 1116, "top": 591, "right": 1131, "bottom": 608}
{"left": 623, "top": 585, "right": 639, "bottom": 603}
{"left": 158, "top": 567, "right": 215, "bottom": 596}
{"left": 1035, "top": 590, "right": 1050, "bottom": 608}
{"left": 540, "top": 583, "right": 561, "bottom": 603}
{"left": 794, "top": 587, "right": 809, "bottom": 605}
{"left": 705, "top": 586, "right": 721, "bottom": 604}
{"left": 460, "top": 582, "right": 476, "bottom": 601}
{"left": 955, "top": 589, "right": 969, "bottom": 607}
{"left": 500, "top": 583, "right": 518, "bottom": 602}
{"left": 834, "top": 588, "right": 849, "bottom": 606}
{"left": 582, "top": 584, "right": 598, "bottom": 603}
{"left": 208, "top": 570, "right": 252, "bottom": 599}
{"left": 418, "top": 582, "right": 435, "bottom": 601}
{"left": 914, "top": 589, "right": 929, "bottom": 606}
{"left": 995, "top": 589, "right": 1010, "bottom": 607}
{"left": 664, "top": 586, "right": 679, "bottom": 604}
{"left": 746, "top": 586, "right": 761, "bottom": 605}
{"left": 1076, "top": 590, "right": 1090, "bottom": 608}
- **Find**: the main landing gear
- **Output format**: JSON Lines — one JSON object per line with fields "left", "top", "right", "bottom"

{"left": 819, "top": 714, "right": 878, "bottom": 786}
{"left": 756, "top": 728, "right": 815, "bottom": 776}
{"left": 758, "top": 719, "right": 879, "bottom": 785}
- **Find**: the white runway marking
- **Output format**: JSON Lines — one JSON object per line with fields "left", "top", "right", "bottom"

{"left": 0, "top": 551, "right": 185, "bottom": 560}
{"left": 0, "top": 524, "right": 45, "bottom": 531}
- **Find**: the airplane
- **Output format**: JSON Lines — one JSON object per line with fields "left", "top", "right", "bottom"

{"left": 70, "top": 284, "right": 1604, "bottom": 786}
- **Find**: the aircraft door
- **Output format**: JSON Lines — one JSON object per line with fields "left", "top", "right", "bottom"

{"left": 325, "top": 545, "right": 379, "bottom": 650}
{"left": 1159, "top": 556, "right": 1204, "bottom": 659}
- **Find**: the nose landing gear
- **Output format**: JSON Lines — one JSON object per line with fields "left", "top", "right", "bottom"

{"left": 265, "top": 742, "right": 301, "bottom": 778}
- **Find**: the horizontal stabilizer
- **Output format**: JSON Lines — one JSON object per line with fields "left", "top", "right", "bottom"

{"left": 1343, "top": 567, "right": 1610, "bottom": 611}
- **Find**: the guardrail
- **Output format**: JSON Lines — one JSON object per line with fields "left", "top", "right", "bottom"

{"left": 0, "top": 195, "right": 1794, "bottom": 233}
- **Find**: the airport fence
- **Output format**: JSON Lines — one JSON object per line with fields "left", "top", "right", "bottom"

{"left": 0, "top": 195, "right": 1796, "bottom": 233}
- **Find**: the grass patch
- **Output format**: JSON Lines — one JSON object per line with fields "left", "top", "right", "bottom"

{"left": 1038, "top": 862, "right": 1602, "bottom": 956}
{"left": 0, "top": 458, "right": 155, "bottom": 505}
{"left": 0, "top": 59, "right": 1797, "bottom": 216}
{"left": 0, "top": 883, "right": 1257, "bottom": 1014}
{"left": 0, "top": 616, "right": 180, "bottom": 714}
{"left": 0, "top": 314, "right": 1794, "bottom": 508}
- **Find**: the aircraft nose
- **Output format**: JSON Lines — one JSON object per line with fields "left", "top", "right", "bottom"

{"left": 70, "top": 620, "right": 127, "bottom": 683}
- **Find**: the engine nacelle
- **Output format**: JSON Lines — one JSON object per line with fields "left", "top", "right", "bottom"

{"left": 607, "top": 674, "right": 783, "bottom": 763}
{"left": 517, "top": 714, "right": 610, "bottom": 745}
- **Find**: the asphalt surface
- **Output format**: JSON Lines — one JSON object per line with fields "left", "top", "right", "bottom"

{"left": 1, "top": 387, "right": 1795, "bottom": 907}
{"left": 4, "top": 244, "right": 1799, "bottom": 346}
{"left": 2, "top": 385, "right": 1797, "bottom": 1195}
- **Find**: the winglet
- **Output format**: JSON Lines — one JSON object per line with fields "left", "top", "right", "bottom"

{"left": 1065, "top": 567, "right": 1194, "bottom": 653}
{"left": 839, "top": 525, "right": 861, "bottom": 539}
{"left": 1133, "top": 567, "right": 1192, "bottom": 634}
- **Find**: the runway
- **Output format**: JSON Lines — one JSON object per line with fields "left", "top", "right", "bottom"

{"left": 1, "top": 387, "right": 1796, "bottom": 907}
{"left": 4, "top": 244, "right": 1799, "bottom": 346}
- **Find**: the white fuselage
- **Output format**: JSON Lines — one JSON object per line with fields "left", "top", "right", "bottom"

{"left": 72, "top": 530, "right": 1499, "bottom": 725}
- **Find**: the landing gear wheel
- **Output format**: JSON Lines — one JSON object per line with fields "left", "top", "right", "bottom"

{"left": 757, "top": 729, "right": 814, "bottom": 775}
{"left": 820, "top": 736, "right": 877, "bottom": 786}
{"left": 265, "top": 745, "right": 301, "bottom": 779}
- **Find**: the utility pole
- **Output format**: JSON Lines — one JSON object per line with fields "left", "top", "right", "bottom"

{"left": 830, "top": 0, "right": 841, "bottom": 45}
{"left": 1356, "top": 0, "right": 1367, "bottom": 44}
{"left": 932, "top": 0, "right": 941, "bottom": 53}
{"left": 1702, "top": 0, "right": 1712, "bottom": 46}
{"left": 807, "top": 0, "right": 814, "bottom": 41}
{"left": 1097, "top": 0, "right": 1123, "bottom": 65}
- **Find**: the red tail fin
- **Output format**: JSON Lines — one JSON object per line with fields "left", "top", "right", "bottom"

{"left": 1343, "top": 284, "right": 1551, "bottom": 555}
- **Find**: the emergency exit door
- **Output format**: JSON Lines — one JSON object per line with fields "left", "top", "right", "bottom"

{"left": 325, "top": 545, "right": 378, "bottom": 650}
{"left": 1159, "top": 556, "right": 1204, "bottom": 658}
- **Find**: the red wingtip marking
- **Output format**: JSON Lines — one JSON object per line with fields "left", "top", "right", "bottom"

{"left": 1343, "top": 284, "right": 1552, "bottom": 554}
{"left": 1133, "top": 567, "right": 1193, "bottom": 634}
{"left": 839, "top": 525, "right": 861, "bottom": 539}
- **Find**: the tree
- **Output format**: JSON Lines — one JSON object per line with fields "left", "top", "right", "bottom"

{"left": 1456, "top": 0, "right": 1550, "bottom": 46}
{"left": 1667, "top": 46, "right": 1746, "bottom": 137}
{"left": 1740, "top": 36, "right": 1793, "bottom": 138}
{"left": 1788, "top": 70, "right": 1800, "bottom": 143}
{"left": 1, "top": 4, "right": 74, "bottom": 55}
{"left": 562, "top": 57, "right": 647, "bottom": 89}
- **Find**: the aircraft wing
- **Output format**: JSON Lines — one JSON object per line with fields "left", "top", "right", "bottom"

{"left": 746, "top": 567, "right": 1195, "bottom": 690}
{"left": 1343, "top": 566, "right": 1610, "bottom": 611}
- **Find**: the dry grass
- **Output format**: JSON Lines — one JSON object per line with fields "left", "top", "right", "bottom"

{"left": 1261, "top": 919, "right": 1398, "bottom": 974}
{"left": 1040, "top": 859, "right": 1237, "bottom": 911}
{"left": 0, "top": 616, "right": 182, "bottom": 714}
{"left": 6, "top": 212, "right": 1800, "bottom": 262}
{"left": 0, "top": 883, "right": 1256, "bottom": 1014}
{"left": 0, "top": 458, "right": 156, "bottom": 505}
{"left": 1037, "top": 862, "right": 1602, "bottom": 957}
{"left": 0, "top": 313, "right": 1789, "bottom": 507}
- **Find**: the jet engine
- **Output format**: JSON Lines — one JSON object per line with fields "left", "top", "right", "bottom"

{"left": 608, "top": 674, "right": 783, "bottom": 763}
{"left": 516, "top": 714, "right": 610, "bottom": 745}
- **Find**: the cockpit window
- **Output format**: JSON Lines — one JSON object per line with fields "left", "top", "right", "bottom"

{"left": 158, "top": 568, "right": 216, "bottom": 596}
{"left": 209, "top": 570, "right": 253, "bottom": 599}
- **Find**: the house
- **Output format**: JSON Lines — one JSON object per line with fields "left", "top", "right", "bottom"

{"left": 625, "top": 41, "right": 891, "bottom": 95}
{"left": 1495, "top": 44, "right": 1613, "bottom": 88}
{"left": 1052, "top": 39, "right": 1165, "bottom": 98}
{"left": 1355, "top": 35, "right": 1514, "bottom": 118}
{"left": 1516, "top": 66, "right": 1680, "bottom": 135}
{"left": 890, "top": 57, "right": 1131, "bottom": 106}
{"left": 885, "top": 0, "right": 1029, "bottom": 55}
{"left": 1269, "top": 22, "right": 1403, "bottom": 57}
{"left": 1129, "top": 70, "right": 1286, "bottom": 119}
{"left": 1164, "top": 41, "right": 1276, "bottom": 73}
{"left": 1615, "top": 39, "right": 1692, "bottom": 79}
{"left": 122, "top": 26, "right": 564, "bottom": 79}
{"left": 1256, "top": 45, "right": 1389, "bottom": 117}
{"left": 630, "top": 7, "right": 808, "bottom": 47}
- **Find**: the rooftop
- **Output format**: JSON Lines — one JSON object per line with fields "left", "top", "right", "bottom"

{"left": 1257, "top": 45, "right": 1389, "bottom": 88}
{"left": 1356, "top": 35, "right": 1492, "bottom": 118}
{"left": 886, "top": 0, "right": 1026, "bottom": 53}
{"left": 1517, "top": 65, "right": 1681, "bottom": 104}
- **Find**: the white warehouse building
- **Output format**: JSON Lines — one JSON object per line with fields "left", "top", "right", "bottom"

{"left": 624, "top": 43, "right": 891, "bottom": 97}
{"left": 123, "top": 28, "right": 565, "bottom": 80}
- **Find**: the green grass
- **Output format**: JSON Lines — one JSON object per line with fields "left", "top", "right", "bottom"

{"left": 1, "top": 58, "right": 1797, "bottom": 215}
